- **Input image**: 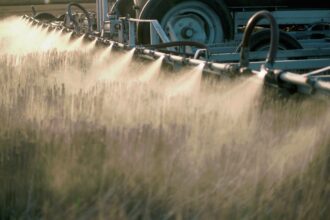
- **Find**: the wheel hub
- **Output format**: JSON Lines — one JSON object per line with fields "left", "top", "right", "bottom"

{"left": 160, "top": 2, "right": 224, "bottom": 45}
{"left": 182, "top": 27, "right": 194, "bottom": 39}
{"left": 167, "top": 14, "right": 206, "bottom": 41}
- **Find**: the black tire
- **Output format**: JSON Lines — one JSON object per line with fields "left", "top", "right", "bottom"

{"left": 250, "top": 29, "right": 302, "bottom": 51}
{"left": 34, "top": 13, "right": 57, "bottom": 22}
{"left": 137, "top": 0, "right": 233, "bottom": 44}
{"left": 115, "top": 0, "right": 136, "bottom": 17}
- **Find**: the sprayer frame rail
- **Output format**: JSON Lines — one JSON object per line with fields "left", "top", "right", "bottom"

{"left": 21, "top": 9, "right": 330, "bottom": 97}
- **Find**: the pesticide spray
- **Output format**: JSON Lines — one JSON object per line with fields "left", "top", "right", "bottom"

{"left": 0, "top": 16, "right": 329, "bottom": 219}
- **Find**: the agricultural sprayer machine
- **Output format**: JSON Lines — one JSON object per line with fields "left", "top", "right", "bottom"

{"left": 22, "top": 0, "right": 330, "bottom": 96}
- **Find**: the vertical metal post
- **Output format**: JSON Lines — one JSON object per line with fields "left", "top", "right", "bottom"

{"left": 118, "top": 21, "right": 124, "bottom": 43}
{"left": 128, "top": 20, "right": 136, "bottom": 47}
{"left": 96, "top": 0, "right": 109, "bottom": 32}
{"left": 150, "top": 23, "right": 159, "bottom": 45}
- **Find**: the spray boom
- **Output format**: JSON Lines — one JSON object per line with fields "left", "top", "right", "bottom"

{"left": 22, "top": 1, "right": 330, "bottom": 97}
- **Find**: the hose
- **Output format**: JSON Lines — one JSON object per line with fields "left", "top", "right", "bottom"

{"left": 239, "top": 10, "right": 279, "bottom": 69}
{"left": 67, "top": 3, "right": 93, "bottom": 33}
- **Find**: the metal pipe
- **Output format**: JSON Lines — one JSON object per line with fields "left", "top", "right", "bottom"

{"left": 280, "top": 72, "right": 308, "bottom": 86}
{"left": 279, "top": 71, "right": 330, "bottom": 95}
{"left": 169, "top": 54, "right": 184, "bottom": 63}
{"left": 96, "top": 0, "right": 109, "bottom": 33}
{"left": 188, "top": 59, "right": 204, "bottom": 66}
{"left": 303, "top": 66, "right": 330, "bottom": 77}
{"left": 314, "top": 81, "right": 330, "bottom": 93}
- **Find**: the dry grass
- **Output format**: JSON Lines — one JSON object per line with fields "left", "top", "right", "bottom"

{"left": 0, "top": 2, "right": 95, "bottom": 19}
{"left": 0, "top": 17, "right": 329, "bottom": 220}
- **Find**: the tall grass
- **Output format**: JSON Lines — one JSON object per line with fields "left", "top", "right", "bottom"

{"left": 0, "top": 1, "right": 94, "bottom": 6}
{"left": 0, "top": 18, "right": 329, "bottom": 219}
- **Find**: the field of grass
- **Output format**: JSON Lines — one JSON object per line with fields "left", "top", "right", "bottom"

{"left": 0, "top": 17, "right": 329, "bottom": 220}
{"left": 0, "top": 0, "right": 94, "bottom": 6}
{"left": 0, "top": 3, "right": 95, "bottom": 19}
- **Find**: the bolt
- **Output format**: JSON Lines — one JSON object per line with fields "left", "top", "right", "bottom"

{"left": 181, "top": 27, "right": 194, "bottom": 38}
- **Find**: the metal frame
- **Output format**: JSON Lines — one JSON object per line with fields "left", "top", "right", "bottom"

{"left": 22, "top": 15, "right": 330, "bottom": 96}
{"left": 234, "top": 10, "right": 330, "bottom": 39}
{"left": 21, "top": 4, "right": 330, "bottom": 97}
